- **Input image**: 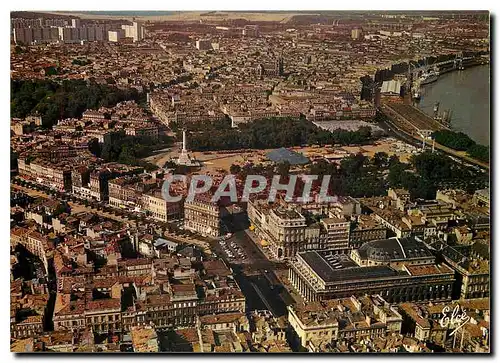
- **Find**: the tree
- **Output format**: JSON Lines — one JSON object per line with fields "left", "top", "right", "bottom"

{"left": 408, "top": 176, "right": 437, "bottom": 200}
{"left": 411, "top": 152, "right": 453, "bottom": 181}
{"left": 373, "top": 152, "right": 389, "bottom": 168}
{"left": 99, "top": 134, "right": 169, "bottom": 171}
{"left": 430, "top": 130, "right": 489, "bottom": 164}
{"left": 229, "top": 164, "right": 241, "bottom": 175}
{"left": 187, "top": 117, "right": 377, "bottom": 152}
{"left": 88, "top": 138, "right": 101, "bottom": 157}
{"left": 467, "top": 144, "right": 489, "bottom": 162}
{"left": 340, "top": 153, "right": 367, "bottom": 175}
{"left": 432, "top": 130, "right": 475, "bottom": 151}
{"left": 276, "top": 161, "right": 291, "bottom": 177}
{"left": 388, "top": 154, "right": 400, "bottom": 167}
{"left": 388, "top": 160, "right": 410, "bottom": 187}
{"left": 11, "top": 79, "right": 142, "bottom": 128}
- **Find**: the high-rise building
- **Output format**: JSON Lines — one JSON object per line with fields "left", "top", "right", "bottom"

{"left": 108, "top": 29, "right": 126, "bottom": 42}
{"left": 196, "top": 39, "right": 212, "bottom": 51}
{"left": 95, "top": 25, "right": 106, "bottom": 41}
{"left": 58, "top": 27, "right": 73, "bottom": 43}
{"left": 11, "top": 18, "right": 42, "bottom": 29}
{"left": 43, "top": 28, "right": 59, "bottom": 43}
{"left": 13, "top": 27, "right": 60, "bottom": 44}
{"left": 135, "top": 21, "right": 145, "bottom": 42}
{"left": 13, "top": 28, "right": 33, "bottom": 45}
{"left": 32, "top": 28, "right": 42, "bottom": 42}
{"left": 70, "top": 27, "right": 79, "bottom": 41}
{"left": 242, "top": 25, "right": 259, "bottom": 37}
{"left": 351, "top": 28, "right": 362, "bottom": 40}
{"left": 87, "top": 26, "right": 96, "bottom": 41}
{"left": 71, "top": 18, "right": 81, "bottom": 28}
{"left": 13, "top": 21, "right": 130, "bottom": 44}
{"left": 44, "top": 18, "right": 67, "bottom": 27}
{"left": 122, "top": 21, "right": 144, "bottom": 42}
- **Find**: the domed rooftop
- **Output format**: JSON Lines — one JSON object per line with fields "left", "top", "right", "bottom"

{"left": 357, "top": 236, "right": 433, "bottom": 262}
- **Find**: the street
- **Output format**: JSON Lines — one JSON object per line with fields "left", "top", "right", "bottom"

{"left": 11, "top": 180, "right": 212, "bottom": 253}
{"left": 209, "top": 212, "right": 297, "bottom": 318}
{"left": 12, "top": 177, "right": 297, "bottom": 318}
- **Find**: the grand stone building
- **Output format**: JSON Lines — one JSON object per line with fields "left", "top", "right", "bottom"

{"left": 248, "top": 200, "right": 352, "bottom": 260}
{"left": 440, "top": 242, "right": 489, "bottom": 300}
{"left": 256, "top": 57, "right": 284, "bottom": 77}
{"left": 350, "top": 236, "right": 436, "bottom": 269}
{"left": 289, "top": 237, "right": 455, "bottom": 303}
{"left": 184, "top": 194, "right": 228, "bottom": 238}
{"left": 288, "top": 294, "right": 402, "bottom": 351}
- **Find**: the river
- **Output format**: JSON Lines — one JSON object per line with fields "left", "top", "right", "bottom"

{"left": 415, "top": 65, "right": 490, "bottom": 146}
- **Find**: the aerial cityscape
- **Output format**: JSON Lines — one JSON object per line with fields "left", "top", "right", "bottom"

{"left": 10, "top": 10, "right": 490, "bottom": 353}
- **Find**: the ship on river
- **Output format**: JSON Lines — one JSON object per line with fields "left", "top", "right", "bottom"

{"left": 420, "top": 68, "right": 439, "bottom": 85}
